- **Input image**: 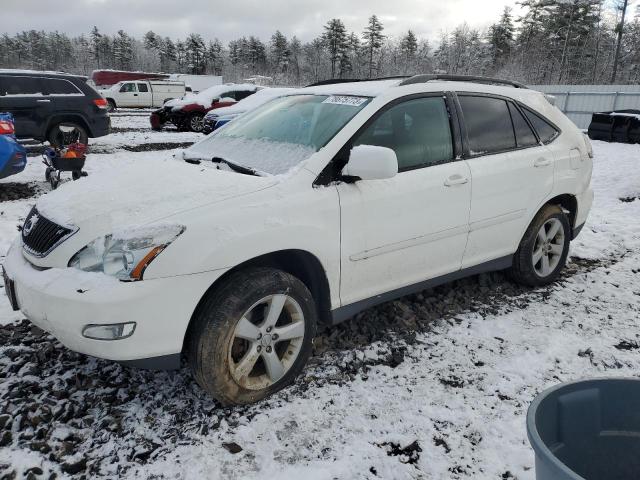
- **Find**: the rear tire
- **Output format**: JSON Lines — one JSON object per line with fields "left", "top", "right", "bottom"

{"left": 187, "top": 268, "right": 317, "bottom": 405}
{"left": 48, "top": 122, "right": 88, "bottom": 148}
{"left": 509, "top": 204, "right": 571, "bottom": 287}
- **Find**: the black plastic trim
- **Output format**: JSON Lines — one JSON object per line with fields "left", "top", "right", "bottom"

{"left": 119, "top": 353, "right": 181, "bottom": 370}
{"left": 572, "top": 222, "right": 585, "bottom": 240}
{"left": 330, "top": 254, "right": 513, "bottom": 324}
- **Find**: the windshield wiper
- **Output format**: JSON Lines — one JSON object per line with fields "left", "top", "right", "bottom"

{"left": 211, "top": 156, "right": 261, "bottom": 176}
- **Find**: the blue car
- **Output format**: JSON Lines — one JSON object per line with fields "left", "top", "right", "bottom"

{"left": 0, "top": 113, "right": 27, "bottom": 180}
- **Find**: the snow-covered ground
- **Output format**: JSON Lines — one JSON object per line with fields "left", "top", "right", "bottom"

{"left": 0, "top": 116, "right": 639, "bottom": 479}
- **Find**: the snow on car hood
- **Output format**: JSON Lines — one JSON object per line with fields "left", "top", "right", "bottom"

{"left": 165, "top": 83, "right": 258, "bottom": 109}
{"left": 35, "top": 157, "right": 275, "bottom": 229}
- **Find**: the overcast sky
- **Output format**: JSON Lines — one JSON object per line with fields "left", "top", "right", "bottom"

{"left": 4, "top": 0, "right": 523, "bottom": 42}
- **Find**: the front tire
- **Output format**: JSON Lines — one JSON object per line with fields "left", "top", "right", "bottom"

{"left": 187, "top": 268, "right": 317, "bottom": 405}
{"left": 188, "top": 113, "right": 205, "bottom": 132}
{"left": 106, "top": 99, "right": 116, "bottom": 112}
{"left": 510, "top": 204, "right": 571, "bottom": 287}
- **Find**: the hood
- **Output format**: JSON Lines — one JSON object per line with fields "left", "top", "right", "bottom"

{"left": 35, "top": 156, "right": 276, "bottom": 231}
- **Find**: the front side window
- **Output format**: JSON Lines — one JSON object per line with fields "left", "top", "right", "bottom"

{"left": 459, "top": 95, "right": 516, "bottom": 155}
{"left": 0, "top": 76, "right": 44, "bottom": 96}
{"left": 186, "top": 94, "right": 370, "bottom": 175}
{"left": 521, "top": 107, "right": 559, "bottom": 144}
{"left": 137, "top": 83, "right": 149, "bottom": 93}
{"left": 354, "top": 96, "right": 454, "bottom": 171}
{"left": 119, "top": 83, "right": 137, "bottom": 93}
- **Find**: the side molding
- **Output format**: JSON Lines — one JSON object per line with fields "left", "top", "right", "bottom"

{"left": 330, "top": 255, "right": 513, "bottom": 324}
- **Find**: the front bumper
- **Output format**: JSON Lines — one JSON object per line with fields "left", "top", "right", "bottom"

{"left": 3, "top": 240, "right": 226, "bottom": 367}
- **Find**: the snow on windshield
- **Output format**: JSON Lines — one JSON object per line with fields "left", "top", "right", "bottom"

{"left": 186, "top": 94, "right": 371, "bottom": 176}
{"left": 165, "top": 83, "right": 257, "bottom": 109}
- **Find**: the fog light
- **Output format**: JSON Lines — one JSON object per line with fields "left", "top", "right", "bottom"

{"left": 82, "top": 322, "right": 136, "bottom": 340}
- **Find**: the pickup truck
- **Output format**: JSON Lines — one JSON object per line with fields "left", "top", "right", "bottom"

{"left": 99, "top": 80, "right": 186, "bottom": 111}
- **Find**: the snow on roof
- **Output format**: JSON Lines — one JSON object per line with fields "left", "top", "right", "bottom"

{"left": 297, "top": 79, "right": 402, "bottom": 97}
{"left": 206, "top": 87, "right": 295, "bottom": 118}
{"left": 0, "top": 69, "right": 83, "bottom": 77}
{"left": 165, "top": 83, "right": 259, "bottom": 109}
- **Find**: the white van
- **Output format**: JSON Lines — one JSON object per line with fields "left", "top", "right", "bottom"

{"left": 100, "top": 80, "right": 186, "bottom": 111}
{"left": 168, "top": 74, "right": 223, "bottom": 93}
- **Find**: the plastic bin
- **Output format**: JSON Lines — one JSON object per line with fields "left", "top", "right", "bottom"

{"left": 527, "top": 378, "right": 640, "bottom": 480}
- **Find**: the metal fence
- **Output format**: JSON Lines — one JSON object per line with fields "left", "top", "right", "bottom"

{"left": 528, "top": 85, "right": 640, "bottom": 129}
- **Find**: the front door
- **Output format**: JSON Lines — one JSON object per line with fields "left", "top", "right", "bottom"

{"left": 337, "top": 95, "right": 472, "bottom": 306}
{"left": 118, "top": 82, "right": 138, "bottom": 107}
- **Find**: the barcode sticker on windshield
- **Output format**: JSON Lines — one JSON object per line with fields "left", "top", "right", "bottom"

{"left": 322, "top": 96, "right": 368, "bottom": 107}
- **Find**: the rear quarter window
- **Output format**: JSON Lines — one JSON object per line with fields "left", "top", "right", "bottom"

{"left": 521, "top": 107, "right": 559, "bottom": 144}
{"left": 508, "top": 103, "right": 539, "bottom": 148}
{"left": 44, "top": 78, "right": 83, "bottom": 95}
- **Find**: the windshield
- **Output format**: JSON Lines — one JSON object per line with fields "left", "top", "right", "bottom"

{"left": 186, "top": 94, "right": 371, "bottom": 175}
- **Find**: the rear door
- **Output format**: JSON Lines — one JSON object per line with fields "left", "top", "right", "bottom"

{"left": 137, "top": 82, "right": 153, "bottom": 107}
{"left": 0, "top": 75, "right": 50, "bottom": 139}
{"left": 457, "top": 94, "right": 555, "bottom": 268}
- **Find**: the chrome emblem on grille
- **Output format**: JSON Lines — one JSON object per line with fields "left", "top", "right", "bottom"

{"left": 23, "top": 214, "right": 40, "bottom": 237}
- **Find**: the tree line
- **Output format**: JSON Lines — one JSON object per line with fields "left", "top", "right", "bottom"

{"left": 1, "top": 0, "right": 638, "bottom": 85}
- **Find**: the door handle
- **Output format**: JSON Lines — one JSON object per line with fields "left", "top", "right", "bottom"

{"left": 534, "top": 157, "right": 552, "bottom": 168}
{"left": 444, "top": 174, "right": 469, "bottom": 187}
{"left": 133, "top": 94, "right": 138, "bottom": 96}
{"left": 36, "top": 99, "right": 51, "bottom": 103}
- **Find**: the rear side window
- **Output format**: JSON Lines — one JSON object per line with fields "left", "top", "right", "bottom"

{"left": 459, "top": 95, "right": 516, "bottom": 155}
{"left": 354, "top": 96, "right": 454, "bottom": 171}
{"left": 44, "top": 78, "right": 82, "bottom": 95}
{"left": 521, "top": 107, "right": 559, "bottom": 144}
{"left": 508, "top": 103, "right": 539, "bottom": 148}
{"left": 0, "top": 76, "right": 44, "bottom": 96}
{"left": 235, "top": 90, "right": 254, "bottom": 101}
{"left": 137, "top": 83, "right": 149, "bottom": 92}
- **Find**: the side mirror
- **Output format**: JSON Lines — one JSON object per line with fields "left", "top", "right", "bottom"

{"left": 342, "top": 145, "right": 398, "bottom": 181}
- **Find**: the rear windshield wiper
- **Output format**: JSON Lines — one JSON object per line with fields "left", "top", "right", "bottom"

{"left": 211, "top": 156, "right": 261, "bottom": 176}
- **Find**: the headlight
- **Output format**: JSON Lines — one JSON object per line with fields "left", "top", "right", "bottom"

{"left": 68, "top": 224, "right": 185, "bottom": 281}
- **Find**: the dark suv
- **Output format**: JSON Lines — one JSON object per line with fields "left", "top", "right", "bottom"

{"left": 0, "top": 70, "right": 110, "bottom": 146}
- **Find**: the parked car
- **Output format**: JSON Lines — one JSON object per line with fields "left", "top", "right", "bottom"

{"left": 0, "top": 70, "right": 110, "bottom": 147}
{"left": 202, "top": 87, "right": 294, "bottom": 134}
{"left": 0, "top": 113, "right": 27, "bottom": 179}
{"left": 3, "top": 75, "right": 593, "bottom": 406}
{"left": 150, "top": 83, "right": 259, "bottom": 132}
{"left": 99, "top": 80, "right": 186, "bottom": 111}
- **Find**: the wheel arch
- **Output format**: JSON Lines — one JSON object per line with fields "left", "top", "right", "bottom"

{"left": 45, "top": 114, "right": 92, "bottom": 138}
{"left": 546, "top": 193, "right": 578, "bottom": 235}
{"left": 182, "top": 249, "right": 332, "bottom": 352}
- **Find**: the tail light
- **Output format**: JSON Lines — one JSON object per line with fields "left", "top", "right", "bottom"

{"left": 93, "top": 98, "right": 108, "bottom": 109}
{"left": 0, "top": 121, "right": 15, "bottom": 135}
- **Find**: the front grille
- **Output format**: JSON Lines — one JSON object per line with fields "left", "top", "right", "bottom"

{"left": 21, "top": 207, "right": 74, "bottom": 256}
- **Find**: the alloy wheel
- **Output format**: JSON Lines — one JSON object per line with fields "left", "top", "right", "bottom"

{"left": 532, "top": 218, "right": 565, "bottom": 277}
{"left": 228, "top": 294, "right": 306, "bottom": 390}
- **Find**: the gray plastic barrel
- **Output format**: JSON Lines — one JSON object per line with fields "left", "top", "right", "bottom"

{"left": 527, "top": 378, "right": 640, "bottom": 480}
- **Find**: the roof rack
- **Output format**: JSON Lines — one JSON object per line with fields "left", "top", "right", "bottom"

{"left": 305, "top": 76, "right": 409, "bottom": 88}
{"left": 398, "top": 74, "right": 529, "bottom": 89}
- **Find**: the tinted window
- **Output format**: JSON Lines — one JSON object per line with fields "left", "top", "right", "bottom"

{"left": 137, "top": 83, "right": 149, "bottom": 92}
{"left": 508, "top": 103, "right": 538, "bottom": 148}
{"left": 354, "top": 97, "right": 454, "bottom": 171}
{"left": 459, "top": 96, "right": 516, "bottom": 155}
{"left": 235, "top": 90, "right": 254, "bottom": 101}
{"left": 0, "top": 76, "right": 44, "bottom": 96}
{"left": 120, "top": 83, "right": 137, "bottom": 93}
{"left": 522, "top": 107, "right": 559, "bottom": 144}
{"left": 45, "top": 78, "right": 81, "bottom": 95}
{"left": 218, "top": 92, "right": 235, "bottom": 101}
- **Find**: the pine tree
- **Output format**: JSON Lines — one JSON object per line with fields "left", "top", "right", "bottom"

{"left": 269, "top": 30, "right": 290, "bottom": 76}
{"left": 288, "top": 36, "right": 302, "bottom": 84}
{"left": 488, "top": 7, "right": 515, "bottom": 69}
{"left": 185, "top": 33, "right": 206, "bottom": 74}
{"left": 362, "top": 15, "right": 385, "bottom": 78}
{"left": 399, "top": 30, "right": 418, "bottom": 74}
{"left": 113, "top": 30, "right": 134, "bottom": 70}
{"left": 322, "top": 19, "right": 348, "bottom": 78}
{"left": 207, "top": 39, "right": 224, "bottom": 75}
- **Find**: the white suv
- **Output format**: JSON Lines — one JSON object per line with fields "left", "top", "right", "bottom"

{"left": 3, "top": 75, "right": 593, "bottom": 405}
